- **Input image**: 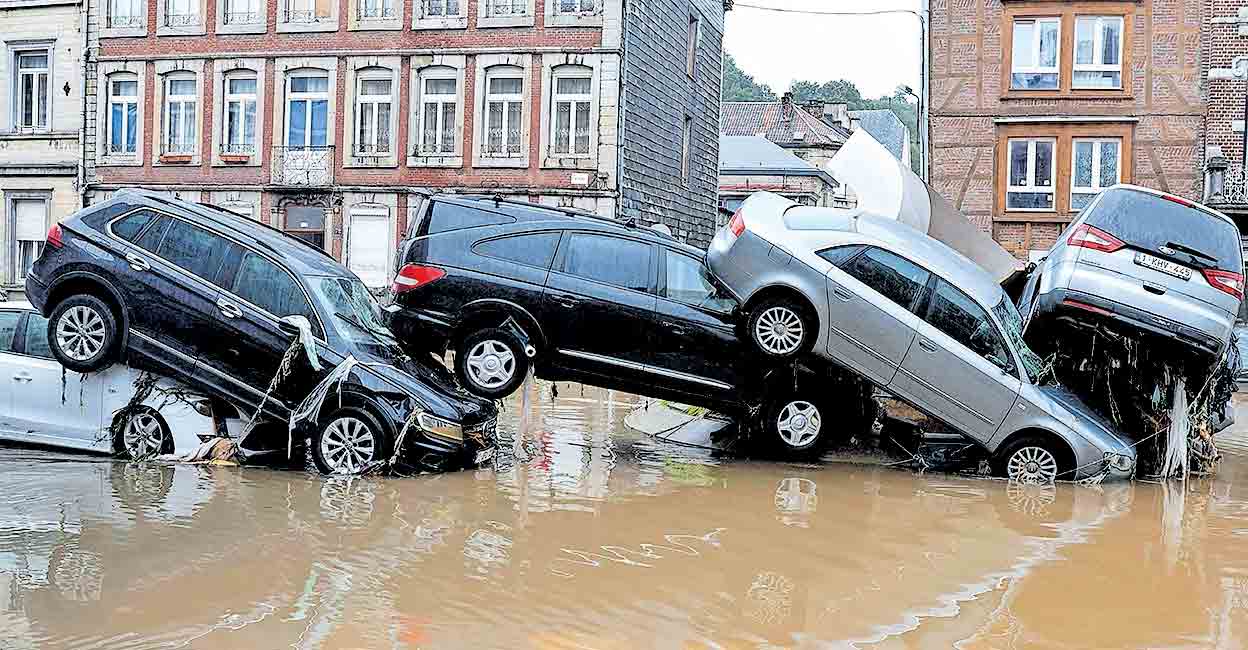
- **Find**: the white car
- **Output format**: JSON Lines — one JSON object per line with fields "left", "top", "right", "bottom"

{"left": 0, "top": 301, "right": 217, "bottom": 458}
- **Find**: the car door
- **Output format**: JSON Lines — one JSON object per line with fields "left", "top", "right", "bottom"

{"left": 541, "top": 232, "right": 658, "bottom": 384}
{"left": 7, "top": 310, "right": 106, "bottom": 449}
{"left": 891, "top": 278, "right": 1022, "bottom": 442}
{"left": 649, "top": 248, "right": 743, "bottom": 397}
{"left": 0, "top": 310, "right": 25, "bottom": 434}
{"left": 196, "top": 246, "right": 324, "bottom": 418}
{"left": 108, "top": 211, "right": 226, "bottom": 377}
{"left": 823, "top": 246, "right": 930, "bottom": 385}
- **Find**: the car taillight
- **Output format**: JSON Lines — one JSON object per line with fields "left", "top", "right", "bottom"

{"left": 728, "top": 210, "right": 745, "bottom": 237}
{"left": 1067, "top": 223, "right": 1124, "bottom": 253}
{"left": 392, "top": 264, "right": 445, "bottom": 294}
{"left": 1203, "top": 269, "right": 1244, "bottom": 300}
{"left": 46, "top": 223, "right": 63, "bottom": 249}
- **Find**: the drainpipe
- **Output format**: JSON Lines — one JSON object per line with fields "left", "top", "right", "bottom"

{"left": 920, "top": 0, "right": 930, "bottom": 182}
{"left": 77, "top": 0, "right": 89, "bottom": 209}
{"left": 615, "top": 0, "right": 628, "bottom": 220}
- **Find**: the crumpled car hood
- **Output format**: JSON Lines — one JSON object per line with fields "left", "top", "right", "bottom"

{"left": 1036, "top": 384, "right": 1132, "bottom": 449}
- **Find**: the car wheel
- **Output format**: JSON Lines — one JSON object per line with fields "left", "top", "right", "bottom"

{"left": 454, "top": 328, "right": 530, "bottom": 399}
{"left": 48, "top": 294, "right": 118, "bottom": 374}
{"left": 116, "top": 407, "right": 172, "bottom": 460}
{"left": 312, "top": 408, "right": 392, "bottom": 475}
{"left": 762, "top": 397, "right": 828, "bottom": 459}
{"left": 748, "top": 298, "right": 811, "bottom": 360}
{"left": 994, "top": 435, "right": 1068, "bottom": 484}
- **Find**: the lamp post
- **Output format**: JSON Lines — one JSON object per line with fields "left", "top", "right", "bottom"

{"left": 900, "top": 85, "right": 922, "bottom": 178}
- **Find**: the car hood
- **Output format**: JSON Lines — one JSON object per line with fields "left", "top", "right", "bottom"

{"left": 1035, "top": 384, "right": 1132, "bottom": 451}
{"left": 354, "top": 344, "right": 496, "bottom": 425}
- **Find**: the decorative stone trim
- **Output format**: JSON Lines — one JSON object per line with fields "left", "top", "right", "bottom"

{"left": 152, "top": 59, "right": 206, "bottom": 167}
{"left": 472, "top": 53, "right": 532, "bottom": 169}
{"left": 342, "top": 56, "right": 402, "bottom": 169}
{"left": 407, "top": 55, "right": 466, "bottom": 168}
{"left": 211, "top": 58, "right": 267, "bottom": 168}
{"left": 96, "top": 60, "right": 147, "bottom": 167}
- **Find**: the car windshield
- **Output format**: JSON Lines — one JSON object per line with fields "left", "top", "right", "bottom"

{"left": 993, "top": 297, "right": 1047, "bottom": 383}
{"left": 309, "top": 276, "right": 398, "bottom": 346}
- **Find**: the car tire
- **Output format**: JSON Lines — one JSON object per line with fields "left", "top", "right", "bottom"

{"left": 115, "top": 407, "right": 173, "bottom": 459}
{"left": 759, "top": 395, "right": 830, "bottom": 460}
{"left": 454, "top": 327, "right": 530, "bottom": 399}
{"left": 312, "top": 407, "right": 393, "bottom": 475}
{"left": 993, "top": 434, "right": 1070, "bottom": 485}
{"left": 48, "top": 294, "right": 119, "bottom": 374}
{"left": 747, "top": 297, "right": 813, "bottom": 360}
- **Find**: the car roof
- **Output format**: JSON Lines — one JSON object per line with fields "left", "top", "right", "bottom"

{"left": 0, "top": 301, "right": 33, "bottom": 311}
{"left": 101, "top": 189, "right": 351, "bottom": 277}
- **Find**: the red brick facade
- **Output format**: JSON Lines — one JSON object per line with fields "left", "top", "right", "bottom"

{"left": 1202, "top": 0, "right": 1247, "bottom": 217}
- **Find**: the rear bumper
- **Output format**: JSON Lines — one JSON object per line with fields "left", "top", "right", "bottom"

{"left": 1036, "top": 287, "right": 1225, "bottom": 356}
{"left": 24, "top": 273, "right": 49, "bottom": 314}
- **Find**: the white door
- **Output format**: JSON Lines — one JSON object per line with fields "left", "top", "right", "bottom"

{"left": 347, "top": 208, "right": 391, "bottom": 288}
{"left": 8, "top": 311, "right": 107, "bottom": 451}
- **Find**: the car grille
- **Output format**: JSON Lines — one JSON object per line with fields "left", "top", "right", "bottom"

{"left": 465, "top": 418, "right": 497, "bottom": 447}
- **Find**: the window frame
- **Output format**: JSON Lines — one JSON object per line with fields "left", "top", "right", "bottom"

{"left": 1073, "top": 15, "right": 1124, "bottom": 90}
{"left": 417, "top": 67, "right": 459, "bottom": 157}
{"left": 279, "top": 0, "right": 337, "bottom": 32}
{"left": 106, "top": 73, "right": 140, "bottom": 156}
{"left": 282, "top": 205, "right": 327, "bottom": 249}
{"left": 1001, "top": 6, "right": 1134, "bottom": 99}
{"left": 353, "top": 71, "right": 394, "bottom": 157}
{"left": 686, "top": 13, "right": 701, "bottom": 78}
{"left": 216, "top": 0, "right": 266, "bottom": 34}
{"left": 223, "top": 71, "right": 258, "bottom": 155}
{"left": 1069, "top": 137, "right": 1121, "bottom": 211}
{"left": 160, "top": 72, "right": 199, "bottom": 157}
{"left": 7, "top": 193, "right": 48, "bottom": 285}
{"left": 284, "top": 71, "right": 330, "bottom": 149}
{"left": 550, "top": 66, "right": 593, "bottom": 158}
{"left": 414, "top": 0, "right": 467, "bottom": 29}
{"left": 105, "top": 0, "right": 148, "bottom": 36}
{"left": 345, "top": 204, "right": 394, "bottom": 289}
{"left": 1010, "top": 17, "right": 1061, "bottom": 91}
{"left": 483, "top": 66, "right": 524, "bottom": 159}
{"left": 1005, "top": 137, "right": 1057, "bottom": 213}
{"left": 13, "top": 48, "right": 51, "bottom": 133}
{"left": 409, "top": 57, "right": 466, "bottom": 167}
{"left": 995, "top": 122, "right": 1135, "bottom": 221}
{"left": 478, "top": 0, "right": 535, "bottom": 28}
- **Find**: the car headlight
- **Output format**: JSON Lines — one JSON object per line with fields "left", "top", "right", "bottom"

{"left": 1105, "top": 452, "right": 1134, "bottom": 473}
{"left": 418, "top": 413, "right": 463, "bottom": 442}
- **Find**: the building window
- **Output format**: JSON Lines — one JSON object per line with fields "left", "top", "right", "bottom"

{"left": 286, "top": 73, "right": 329, "bottom": 149}
{"left": 1074, "top": 16, "right": 1123, "bottom": 89}
{"left": 108, "top": 76, "right": 139, "bottom": 155}
{"left": 354, "top": 74, "right": 392, "bottom": 156}
{"left": 14, "top": 51, "right": 49, "bottom": 132}
{"left": 551, "top": 67, "right": 592, "bottom": 156}
{"left": 224, "top": 73, "right": 257, "bottom": 154}
{"left": 165, "top": 0, "right": 200, "bottom": 26}
{"left": 1006, "top": 138, "right": 1055, "bottom": 211}
{"left": 11, "top": 198, "right": 46, "bottom": 283}
{"left": 553, "top": 0, "right": 595, "bottom": 14}
{"left": 418, "top": 69, "right": 458, "bottom": 155}
{"left": 484, "top": 0, "right": 526, "bottom": 17}
{"left": 422, "top": 0, "right": 460, "bottom": 16}
{"left": 224, "top": 0, "right": 263, "bottom": 24}
{"left": 484, "top": 67, "right": 523, "bottom": 158}
{"left": 1071, "top": 138, "right": 1120, "bottom": 211}
{"left": 358, "top": 0, "right": 395, "bottom": 18}
{"left": 285, "top": 0, "right": 333, "bottom": 22}
{"left": 1011, "top": 18, "right": 1060, "bottom": 90}
{"left": 284, "top": 206, "right": 326, "bottom": 248}
{"left": 681, "top": 115, "right": 692, "bottom": 185}
{"left": 687, "top": 14, "right": 700, "bottom": 77}
{"left": 110, "top": 0, "right": 144, "bottom": 27}
{"left": 162, "top": 74, "right": 198, "bottom": 155}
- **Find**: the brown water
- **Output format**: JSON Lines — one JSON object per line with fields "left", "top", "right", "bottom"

{"left": 3, "top": 384, "right": 1248, "bottom": 649}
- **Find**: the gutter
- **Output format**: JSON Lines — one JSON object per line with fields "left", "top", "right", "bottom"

{"left": 77, "top": 0, "right": 88, "bottom": 209}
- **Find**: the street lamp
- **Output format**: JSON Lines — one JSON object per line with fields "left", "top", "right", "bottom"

{"left": 899, "top": 85, "right": 923, "bottom": 178}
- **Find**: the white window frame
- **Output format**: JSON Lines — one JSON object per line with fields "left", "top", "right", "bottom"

{"left": 1005, "top": 138, "right": 1057, "bottom": 212}
{"left": 354, "top": 71, "right": 394, "bottom": 157}
{"left": 7, "top": 193, "right": 48, "bottom": 285}
{"left": 107, "top": 0, "right": 146, "bottom": 31}
{"left": 414, "top": 0, "right": 467, "bottom": 29}
{"left": 13, "top": 49, "right": 50, "bottom": 133}
{"left": 1011, "top": 17, "right": 1061, "bottom": 90}
{"left": 478, "top": 0, "right": 534, "bottom": 28}
{"left": 357, "top": 0, "right": 395, "bottom": 20}
{"left": 284, "top": 72, "right": 330, "bottom": 148}
{"left": 483, "top": 67, "right": 524, "bottom": 160}
{"left": 549, "top": 66, "right": 593, "bottom": 158}
{"left": 223, "top": 72, "right": 258, "bottom": 155}
{"left": 161, "top": 73, "right": 199, "bottom": 156}
{"left": 165, "top": 0, "right": 200, "bottom": 26}
{"left": 545, "top": 0, "right": 600, "bottom": 27}
{"left": 409, "top": 56, "right": 465, "bottom": 167}
{"left": 216, "top": 0, "right": 266, "bottom": 34}
{"left": 1073, "top": 16, "right": 1124, "bottom": 90}
{"left": 279, "top": 0, "right": 337, "bottom": 32}
{"left": 106, "top": 74, "right": 140, "bottom": 157}
{"left": 1070, "top": 138, "right": 1121, "bottom": 210}
{"left": 417, "top": 68, "right": 459, "bottom": 157}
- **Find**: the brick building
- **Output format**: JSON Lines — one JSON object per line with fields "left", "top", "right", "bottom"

{"left": 81, "top": 0, "right": 727, "bottom": 289}
{"left": 1202, "top": 1, "right": 1247, "bottom": 231}
{"left": 929, "top": 0, "right": 1206, "bottom": 261}
{"left": 0, "top": 0, "right": 85, "bottom": 296}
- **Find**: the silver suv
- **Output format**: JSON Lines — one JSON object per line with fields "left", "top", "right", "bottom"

{"left": 1021, "top": 185, "right": 1243, "bottom": 359}
{"left": 706, "top": 191, "right": 1136, "bottom": 483}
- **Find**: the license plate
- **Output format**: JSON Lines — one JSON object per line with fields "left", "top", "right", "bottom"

{"left": 474, "top": 447, "right": 495, "bottom": 466}
{"left": 1134, "top": 252, "right": 1192, "bottom": 281}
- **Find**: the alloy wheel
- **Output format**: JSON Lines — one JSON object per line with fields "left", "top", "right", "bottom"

{"left": 465, "top": 339, "right": 516, "bottom": 389}
{"left": 319, "top": 417, "right": 378, "bottom": 474}
{"left": 56, "top": 305, "right": 106, "bottom": 362}
{"left": 123, "top": 412, "right": 165, "bottom": 459}
{"left": 776, "top": 401, "right": 821, "bottom": 449}
{"left": 1006, "top": 446, "right": 1059, "bottom": 484}
{"left": 755, "top": 306, "right": 804, "bottom": 355}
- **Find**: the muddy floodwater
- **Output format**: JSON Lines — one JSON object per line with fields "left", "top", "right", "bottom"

{"left": 4, "top": 385, "right": 1248, "bottom": 649}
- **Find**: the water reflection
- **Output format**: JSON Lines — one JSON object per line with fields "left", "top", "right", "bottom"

{"left": 1, "top": 390, "right": 1248, "bottom": 647}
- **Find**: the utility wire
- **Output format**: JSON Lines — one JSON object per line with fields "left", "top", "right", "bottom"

{"left": 733, "top": 2, "right": 922, "bottom": 18}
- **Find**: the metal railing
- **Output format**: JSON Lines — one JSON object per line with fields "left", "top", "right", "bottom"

{"left": 223, "top": 10, "right": 263, "bottom": 24}
{"left": 221, "top": 142, "right": 256, "bottom": 155}
{"left": 283, "top": 8, "right": 321, "bottom": 22}
{"left": 109, "top": 14, "right": 144, "bottom": 28}
{"left": 271, "top": 145, "right": 334, "bottom": 186}
{"left": 422, "top": 0, "right": 459, "bottom": 16}
{"left": 1225, "top": 164, "right": 1248, "bottom": 207}
{"left": 164, "top": 11, "right": 200, "bottom": 26}
{"left": 358, "top": 2, "right": 396, "bottom": 19}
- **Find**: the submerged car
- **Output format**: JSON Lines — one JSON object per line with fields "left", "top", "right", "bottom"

{"left": 1020, "top": 185, "right": 1243, "bottom": 360}
{"left": 26, "top": 189, "right": 497, "bottom": 474}
{"left": 0, "top": 300, "right": 222, "bottom": 458}
{"left": 707, "top": 191, "right": 1137, "bottom": 482}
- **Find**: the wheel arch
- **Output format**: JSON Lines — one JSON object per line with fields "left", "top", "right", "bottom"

{"left": 110, "top": 404, "right": 172, "bottom": 456}
{"left": 996, "top": 427, "right": 1078, "bottom": 476}
{"left": 453, "top": 299, "right": 546, "bottom": 353}
{"left": 744, "top": 284, "right": 821, "bottom": 340}
{"left": 45, "top": 272, "right": 130, "bottom": 351}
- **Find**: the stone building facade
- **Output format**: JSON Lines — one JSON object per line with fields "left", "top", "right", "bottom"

{"left": 0, "top": 0, "right": 84, "bottom": 295}
{"left": 1202, "top": 0, "right": 1247, "bottom": 227}
{"left": 81, "top": 0, "right": 727, "bottom": 289}
{"left": 929, "top": 0, "right": 1206, "bottom": 261}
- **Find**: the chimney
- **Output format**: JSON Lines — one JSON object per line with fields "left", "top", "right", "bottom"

{"left": 850, "top": 116, "right": 861, "bottom": 133}
{"left": 823, "top": 102, "right": 851, "bottom": 130}
{"left": 800, "top": 101, "right": 825, "bottom": 119}
{"left": 780, "top": 91, "right": 794, "bottom": 120}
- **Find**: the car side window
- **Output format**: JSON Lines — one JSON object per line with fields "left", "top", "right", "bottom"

{"left": 561, "top": 233, "right": 651, "bottom": 292}
{"left": 231, "top": 252, "right": 321, "bottom": 335}
{"left": 926, "top": 280, "right": 1015, "bottom": 373}
{"left": 474, "top": 232, "right": 561, "bottom": 269}
{"left": 841, "top": 247, "right": 930, "bottom": 312}
{"left": 427, "top": 202, "right": 516, "bottom": 235}
{"left": 111, "top": 210, "right": 156, "bottom": 242}
{"left": 23, "top": 313, "right": 51, "bottom": 359}
{"left": 817, "top": 245, "right": 864, "bottom": 267}
{"left": 665, "top": 252, "right": 734, "bottom": 313}
{"left": 157, "top": 218, "right": 231, "bottom": 281}
{"left": 0, "top": 311, "right": 20, "bottom": 353}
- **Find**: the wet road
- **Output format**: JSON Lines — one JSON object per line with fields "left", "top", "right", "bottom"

{"left": 4, "top": 384, "right": 1248, "bottom": 648}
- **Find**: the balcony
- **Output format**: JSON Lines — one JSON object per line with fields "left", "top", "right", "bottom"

{"left": 271, "top": 145, "right": 334, "bottom": 186}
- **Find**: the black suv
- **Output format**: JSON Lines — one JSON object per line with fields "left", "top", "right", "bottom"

{"left": 26, "top": 189, "right": 496, "bottom": 474}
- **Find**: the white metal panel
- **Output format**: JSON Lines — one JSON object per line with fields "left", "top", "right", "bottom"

{"left": 347, "top": 208, "right": 391, "bottom": 288}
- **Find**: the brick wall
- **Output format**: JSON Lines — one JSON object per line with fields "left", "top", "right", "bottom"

{"left": 1203, "top": 0, "right": 1247, "bottom": 188}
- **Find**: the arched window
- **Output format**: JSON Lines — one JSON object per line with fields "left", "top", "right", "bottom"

{"left": 354, "top": 68, "right": 393, "bottom": 155}
{"left": 417, "top": 66, "right": 458, "bottom": 155}
{"left": 550, "top": 65, "right": 592, "bottom": 156}
{"left": 223, "top": 71, "right": 257, "bottom": 154}
{"left": 483, "top": 65, "right": 523, "bottom": 158}
{"left": 107, "top": 73, "right": 139, "bottom": 154}
{"left": 162, "top": 72, "right": 198, "bottom": 155}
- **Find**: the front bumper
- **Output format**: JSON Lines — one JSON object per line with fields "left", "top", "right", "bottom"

{"left": 400, "top": 416, "right": 498, "bottom": 472}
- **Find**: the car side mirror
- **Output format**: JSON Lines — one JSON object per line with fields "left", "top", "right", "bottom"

{"left": 278, "top": 314, "right": 312, "bottom": 339}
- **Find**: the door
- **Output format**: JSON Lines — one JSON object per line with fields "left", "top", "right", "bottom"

{"left": 891, "top": 279, "right": 1021, "bottom": 442}
{"left": 346, "top": 207, "right": 392, "bottom": 289}
{"left": 7, "top": 311, "right": 106, "bottom": 449}
{"left": 650, "top": 248, "right": 742, "bottom": 397}
{"left": 542, "top": 232, "right": 657, "bottom": 384}
{"left": 823, "top": 246, "right": 930, "bottom": 385}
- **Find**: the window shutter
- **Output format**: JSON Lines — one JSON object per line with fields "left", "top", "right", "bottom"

{"left": 348, "top": 208, "right": 390, "bottom": 288}
{"left": 13, "top": 200, "right": 47, "bottom": 242}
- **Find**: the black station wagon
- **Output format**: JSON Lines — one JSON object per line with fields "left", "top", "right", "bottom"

{"left": 26, "top": 189, "right": 497, "bottom": 474}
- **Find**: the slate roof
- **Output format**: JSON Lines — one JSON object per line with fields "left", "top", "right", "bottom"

{"left": 719, "top": 136, "right": 838, "bottom": 187}
{"left": 721, "top": 102, "right": 850, "bottom": 148}
{"left": 848, "top": 109, "right": 910, "bottom": 162}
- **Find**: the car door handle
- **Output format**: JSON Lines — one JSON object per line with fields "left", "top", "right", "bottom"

{"left": 125, "top": 253, "right": 151, "bottom": 272}
{"left": 554, "top": 296, "right": 580, "bottom": 309}
{"left": 917, "top": 339, "right": 938, "bottom": 353}
{"left": 1143, "top": 282, "right": 1166, "bottom": 296}
{"left": 216, "top": 298, "right": 243, "bottom": 319}
{"left": 12, "top": 372, "right": 31, "bottom": 382}
{"left": 664, "top": 321, "right": 687, "bottom": 336}
{"left": 832, "top": 287, "right": 854, "bottom": 301}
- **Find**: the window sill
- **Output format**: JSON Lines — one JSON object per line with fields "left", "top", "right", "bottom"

{"left": 99, "top": 154, "right": 142, "bottom": 166}
{"left": 1002, "top": 89, "right": 1133, "bottom": 101}
{"left": 0, "top": 130, "right": 76, "bottom": 140}
{"left": 277, "top": 19, "right": 338, "bottom": 32}
{"left": 215, "top": 22, "right": 267, "bottom": 35}
{"left": 541, "top": 156, "right": 597, "bottom": 170}
{"left": 158, "top": 154, "right": 196, "bottom": 165}
{"left": 473, "top": 155, "right": 529, "bottom": 168}
{"left": 412, "top": 16, "right": 467, "bottom": 29}
{"left": 344, "top": 154, "right": 398, "bottom": 168}
{"left": 101, "top": 26, "right": 147, "bottom": 38}
{"left": 546, "top": 13, "right": 602, "bottom": 28}
{"left": 349, "top": 17, "right": 402, "bottom": 30}
{"left": 407, "top": 154, "right": 463, "bottom": 168}
{"left": 218, "top": 153, "right": 255, "bottom": 165}
{"left": 157, "top": 24, "right": 207, "bottom": 36}
{"left": 477, "top": 15, "right": 535, "bottom": 28}
{"left": 997, "top": 211, "right": 1072, "bottom": 223}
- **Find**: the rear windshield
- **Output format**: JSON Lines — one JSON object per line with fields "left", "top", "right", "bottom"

{"left": 425, "top": 201, "right": 516, "bottom": 235}
{"left": 1084, "top": 188, "right": 1241, "bottom": 271}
